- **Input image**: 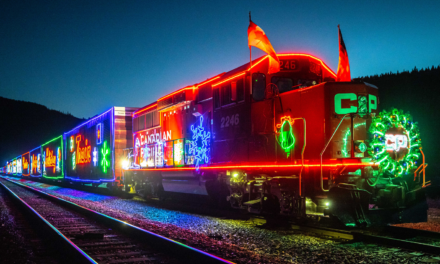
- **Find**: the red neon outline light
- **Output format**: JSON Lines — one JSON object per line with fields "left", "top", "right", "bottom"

{"left": 155, "top": 75, "right": 222, "bottom": 104}
{"left": 248, "top": 56, "right": 268, "bottom": 71}
{"left": 211, "top": 53, "right": 336, "bottom": 88}
{"left": 125, "top": 162, "right": 373, "bottom": 172}
{"left": 157, "top": 86, "right": 194, "bottom": 102}
{"left": 135, "top": 54, "right": 336, "bottom": 116}
{"left": 133, "top": 103, "right": 158, "bottom": 117}
{"left": 212, "top": 72, "right": 246, "bottom": 88}
{"left": 277, "top": 53, "right": 337, "bottom": 78}
{"left": 196, "top": 75, "right": 221, "bottom": 87}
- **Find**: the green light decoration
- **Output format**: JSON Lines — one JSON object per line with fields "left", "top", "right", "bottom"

{"left": 342, "top": 122, "right": 366, "bottom": 157}
{"left": 72, "top": 152, "right": 76, "bottom": 170}
{"left": 358, "top": 142, "right": 367, "bottom": 153}
{"left": 357, "top": 95, "right": 368, "bottom": 116}
{"left": 368, "top": 108, "right": 422, "bottom": 177}
{"left": 276, "top": 116, "right": 296, "bottom": 157}
{"left": 101, "top": 141, "right": 110, "bottom": 173}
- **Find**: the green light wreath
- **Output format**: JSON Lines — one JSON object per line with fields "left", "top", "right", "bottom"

{"left": 368, "top": 108, "right": 422, "bottom": 177}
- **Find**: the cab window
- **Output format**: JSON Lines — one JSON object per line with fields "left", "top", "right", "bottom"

{"left": 271, "top": 77, "right": 294, "bottom": 94}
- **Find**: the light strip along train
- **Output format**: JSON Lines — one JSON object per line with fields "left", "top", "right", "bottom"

{"left": 1, "top": 53, "right": 428, "bottom": 226}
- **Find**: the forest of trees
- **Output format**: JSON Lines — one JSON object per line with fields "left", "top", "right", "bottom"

{"left": 354, "top": 65, "right": 440, "bottom": 178}
{"left": 0, "top": 96, "right": 85, "bottom": 164}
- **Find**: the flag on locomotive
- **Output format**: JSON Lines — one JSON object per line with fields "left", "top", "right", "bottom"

{"left": 336, "top": 25, "right": 351, "bottom": 82}
{"left": 247, "top": 18, "right": 280, "bottom": 74}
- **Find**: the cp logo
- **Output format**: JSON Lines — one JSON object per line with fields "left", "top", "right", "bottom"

{"left": 334, "top": 93, "right": 377, "bottom": 114}
{"left": 385, "top": 134, "right": 408, "bottom": 151}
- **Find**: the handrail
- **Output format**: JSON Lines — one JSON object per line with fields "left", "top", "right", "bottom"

{"left": 290, "top": 118, "right": 306, "bottom": 196}
{"left": 414, "top": 148, "right": 428, "bottom": 187}
{"left": 320, "top": 114, "right": 349, "bottom": 192}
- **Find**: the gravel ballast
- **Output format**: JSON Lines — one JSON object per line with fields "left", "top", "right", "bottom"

{"left": 2, "top": 177, "right": 439, "bottom": 264}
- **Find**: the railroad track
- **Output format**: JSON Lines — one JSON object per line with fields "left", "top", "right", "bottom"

{"left": 290, "top": 223, "right": 440, "bottom": 256}
{"left": 0, "top": 177, "right": 233, "bottom": 264}
{"left": 4, "top": 175, "right": 440, "bottom": 259}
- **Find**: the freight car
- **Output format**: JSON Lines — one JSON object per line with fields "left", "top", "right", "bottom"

{"left": 63, "top": 107, "right": 137, "bottom": 187}
{"left": 123, "top": 53, "right": 428, "bottom": 226}
{"left": 2, "top": 107, "right": 137, "bottom": 189}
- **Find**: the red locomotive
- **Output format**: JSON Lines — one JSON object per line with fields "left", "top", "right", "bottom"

{"left": 125, "top": 53, "right": 428, "bottom": 226}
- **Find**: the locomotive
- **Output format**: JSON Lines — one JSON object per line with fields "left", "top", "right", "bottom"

{"left": 1, "top": 53, "right": 428, "bottom": 226}
{"left": 125, "top": 53, "right": 428, "bottom": 226}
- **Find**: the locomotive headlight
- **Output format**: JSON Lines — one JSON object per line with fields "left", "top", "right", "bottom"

{"left": 122, "top": 159, "right": 129, "bottom": 169}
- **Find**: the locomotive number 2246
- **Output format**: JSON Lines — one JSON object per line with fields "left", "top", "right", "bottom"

{"left": 220, "top": 114, "right": 239, "bottom": 128}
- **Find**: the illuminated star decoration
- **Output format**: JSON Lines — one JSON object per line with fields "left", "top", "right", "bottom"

{"left": 101, "top": 141, "right": 110, "bottom": 173}
{"left": 189, "top": 116, "right": 211, "bottom": 170}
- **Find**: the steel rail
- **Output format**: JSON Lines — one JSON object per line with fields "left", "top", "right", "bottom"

{"left": 352, "top": 231, "right": 440, "bottom": 255}
{"left": 1, "top": 177, "right": 234, "bottom": 264}
{"left": 293, "top": 223, "right": 440, "bottom": 255}
{"left": 0, "top": 179, "right": 97, "bottom": 264}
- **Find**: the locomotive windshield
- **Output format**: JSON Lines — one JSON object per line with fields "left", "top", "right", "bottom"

{"left": 271, "top": 76, "right": 294, "bottom": 93}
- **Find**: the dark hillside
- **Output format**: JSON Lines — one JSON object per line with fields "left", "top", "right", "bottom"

{"left": 0, "top": 96, "right": 85, "bottom": 165}
{"left": 355, "top": 65, "right": 440, "bottom": 179}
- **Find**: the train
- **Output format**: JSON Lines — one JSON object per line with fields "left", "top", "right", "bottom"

{"left": 1, "top": 53, "right": 428, "bottom": 227}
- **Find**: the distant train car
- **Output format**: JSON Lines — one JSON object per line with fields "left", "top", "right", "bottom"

{"left": 30, "top": 146, "right": 42, "bottom": 177}
{"left": 41, "top": 136, "right": 64, "bottom": 180}
{"left": 63, "top": 107, "right": 137, "bottom": 187}
{"left": 11, "top": 158, "right": 17, "bottom": 176}
{"left": 16, "top": 156, "right": 22, "bottom": 176}
{"left": 21, "top": 152, "right": 30, "bottom": 177}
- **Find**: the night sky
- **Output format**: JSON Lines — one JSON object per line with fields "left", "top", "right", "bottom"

{"left": 1, "top": 1, "right": 439, "bottom": 118}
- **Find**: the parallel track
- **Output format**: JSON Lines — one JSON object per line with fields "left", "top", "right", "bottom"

{"left": 0, "top": 177, "right": 233, "bottom": 264}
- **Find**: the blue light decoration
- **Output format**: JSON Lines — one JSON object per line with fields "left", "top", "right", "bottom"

{"left": 93, "top": 147, "right": 98, "bottom": 166}
{"left": 189, "top": 116, "right": 211, "bottom": 170}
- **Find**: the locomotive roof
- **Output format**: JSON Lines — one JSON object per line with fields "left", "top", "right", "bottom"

{"left": 133, "top": 53, "right": 336, "bottom": 116}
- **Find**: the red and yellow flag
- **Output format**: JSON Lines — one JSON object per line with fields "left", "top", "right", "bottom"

{"left": 336, "top": 25, "right": 351, "bottom": 82}
{"left": 248, "top": 21, "right": 280, "bottom": 74}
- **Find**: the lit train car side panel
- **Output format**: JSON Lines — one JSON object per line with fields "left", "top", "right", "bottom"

{"left": 6, "top": 161, "right": 12, "bottom": 175}
{"left": 30, "top": 146, "right": 42, "bottom": 177}
{"left": 64, "top": 107, "right": 137, "bottom": 185}
{"left": 12, "top": 158, "right": 17, "bottom": 176}
{"left": 41, "top": 136, "right": 64, "bottom": 179}
{"left": 16, "top": 156, "right": 22, "bottom": 176}
{"left": 21, "top": 152, "right": 30, "bottom": 177}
